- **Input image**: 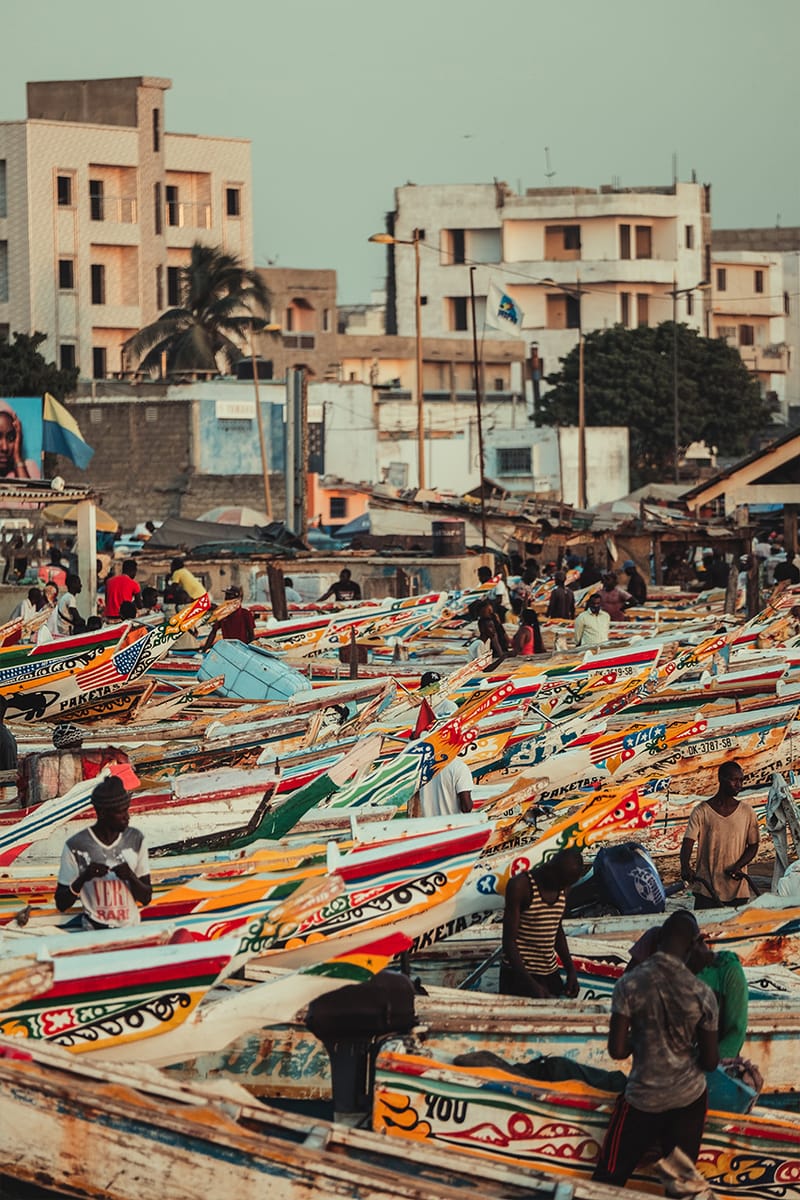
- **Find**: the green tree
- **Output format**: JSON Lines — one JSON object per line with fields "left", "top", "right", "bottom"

{"left": 0, "top": 331, "right": 78, "bottom": 401}
{"left": 537, "top": 323, "right": 774, "bottom": 487}
{"left": 123, "top": 243, "right": 271, "bottom": 376}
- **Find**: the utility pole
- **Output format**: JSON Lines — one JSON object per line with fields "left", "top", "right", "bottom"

{"left": 469, "top": 266, "right": 487, "bottom": 550}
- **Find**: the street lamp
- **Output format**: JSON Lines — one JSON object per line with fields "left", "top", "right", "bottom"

{"left": 543, "top": 274, "right": 587, "bottom": 508}
{"left": 249, "top": 320, "right": 282, "bottom": 519}
{"left": 666, "top": 277, "right": 710, "bottom": 484}
{"left": 369, "top": 230, "right": 425, "bottom": 489}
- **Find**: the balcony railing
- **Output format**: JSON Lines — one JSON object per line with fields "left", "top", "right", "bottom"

{"left": 89, "top": 195, "right": 137, "bottom": 224}
{"left": 165, "top": 200, "right": 212, "bottom": 230}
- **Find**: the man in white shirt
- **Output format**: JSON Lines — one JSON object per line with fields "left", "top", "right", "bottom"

{"left": 55, "top": 774, "right": 152, "bottom": 929}
{"left": 418, "top": 756, "right": 473, "bottom": 818}
{"left": 574, "top": 592, "right": 611, "bottom": 647}
{"left": 48, "top": 573, "right": 83, "bottom": 637}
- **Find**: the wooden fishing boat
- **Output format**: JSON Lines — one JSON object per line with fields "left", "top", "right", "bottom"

{"left": 372, "top": 1040, "right": 800, "bottom": 1200}
{"left": 0, "top": 594, "right": 212, "bottom": 721}
{"left": 0, "top": 1033, "right": 635, "bottom": 1200}
{"left": 185, "top": 976, "right": 800, "bottom": 1102}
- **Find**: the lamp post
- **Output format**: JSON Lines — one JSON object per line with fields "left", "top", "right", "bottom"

{"left": 249, "top": 320, "right": 282, "bottom": 520}
{"left": 543, "top": 274, "right": 587, "bottom": 508}
{"left": 369, "top": 230, "right": 425, "bottom": 489}
{"left": 666, "top": 277, "right": 710, "bottom": 484}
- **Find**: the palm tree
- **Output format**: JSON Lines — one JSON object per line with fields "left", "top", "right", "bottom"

{"left": 123, "top": 243, "right": 271, "bottom": 376}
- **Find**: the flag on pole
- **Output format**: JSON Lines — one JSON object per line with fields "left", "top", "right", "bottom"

{"left": 42, "top": 393, "right": 94, "bottom": 468}
{"left": 486, "top": 282, "right": 525, "bottom": 335}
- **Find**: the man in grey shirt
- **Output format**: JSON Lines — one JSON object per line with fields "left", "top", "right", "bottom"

{"left": 593, "top": 909, "right": 719, "bottom": 1186}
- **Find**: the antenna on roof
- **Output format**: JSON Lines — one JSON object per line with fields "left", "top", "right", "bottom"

{"left": 672, "top": 152, "right": 678, "bottom": 185}
{"left": 544, "top": 147, "right": 556, "bottom": 181}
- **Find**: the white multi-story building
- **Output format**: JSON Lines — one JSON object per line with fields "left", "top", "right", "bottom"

{"left": 0, "top": 76, "right": 253, "bottom": 379}
{"left": 381, "top": 180, "right": 711, "bottom": 387}
{"left": 710, "top": 251, "right": 788, "bottom": 415}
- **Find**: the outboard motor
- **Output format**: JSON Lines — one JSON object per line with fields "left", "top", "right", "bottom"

{"left": 566, "top": 842, "right": 666, "bottom": 917}
{"left": 306, "top": 970, "right": 416, "bottom": 1126}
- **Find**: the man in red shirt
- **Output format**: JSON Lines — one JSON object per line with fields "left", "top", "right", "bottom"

{"left": 104, "top": 560, "right": 141, "bottom": 622}
{"left": 202, "top": 585, "right": 256, "bottom": 650}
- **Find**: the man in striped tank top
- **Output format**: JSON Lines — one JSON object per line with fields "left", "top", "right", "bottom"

{"left": 500, "top": 848, "right": 584, "bottom": 999}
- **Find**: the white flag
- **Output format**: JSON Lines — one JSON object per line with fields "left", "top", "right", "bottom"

{"left": 486, "top": 282, "right": 525, "bottom": 335}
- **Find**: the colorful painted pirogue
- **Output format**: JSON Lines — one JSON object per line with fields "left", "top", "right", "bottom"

{"left": 0, "top": 1034, "right": 641, "bottom": 1200}
{"left": 373, "top": 1040, "right": 800, "bottom": 1200}
{"left": 0, "top": 594, "right": 212, "bottom": 721}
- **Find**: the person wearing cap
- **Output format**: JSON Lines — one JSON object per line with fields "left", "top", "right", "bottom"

{"left": 622, "top": 560, "right": 647, "bottom": 606}
{"left": 201, "top": 585, "right": 256, "bottom": 651}
{"left": 55, "top": 776, "right": 151, "bottom": 928}
{"left": 419, "top": 671, "right": 458, "bottom": 718}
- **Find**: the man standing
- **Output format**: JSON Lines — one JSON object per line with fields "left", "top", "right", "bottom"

{"left": 500, "top": 847, "right": 584, "bottom": 999}
{"left": 593, "top": 909, "right": 718, "bottom": 1187}
{"left": 574, "top": 592, "right": 610, "bottom": 647}
{"left": 0, "top": 697, "right": 17, "bottom": 773}
{"left": 104, "top": 559, "right": 141, "bottom": 621}
{"left": 202, "top": 585, "right": 256, "bottom": 650}
{"left": 418, "top": 755, "right": 473, "bottom": 818}
{"left": 623, "top": 560, "right": 648, "bottom": 605}
{"left": 680, "top": 761, "right": 759, "bottom": 909}
{"left": 319, "top": 568, "right": 361, "bottom": 603}
{"left": 47, "top": 573, "right": 83, "bottom": 636}
{"left": 546, "top": 571, "right": 575, "bottom": 620}
{"left": 55, "top": 774, "right": 152, "bottom": 929}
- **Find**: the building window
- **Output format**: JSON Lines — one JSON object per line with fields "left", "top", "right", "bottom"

{"left": 166, "top": 185, "right": 180, "bottom": 227}
{"left": 167, "top": 265, "right": 181, "bottom": 307}
{"left": 322, "top": 308, "right": 330, "bottom": 332}
{"left": 225, "top": 187, "right": 241, "bottom": 217}
{"left": 685, "top": 225, "right": 695, "bottom": 249}
{"left": 0, "top": 241, "right": 8, "bottom": 303}
{"left": 449, "top": 296, "right": 469, "bottom": 331}
{"left": 58, "top": 259, "right": 74, "bottom": 290}
{"left": 785, "top": 291, "right": 791, "bottom": 316}
{"left": 635, "top": 226, "right": 652, "bottom": 259}
{"left": 754, "top": 269, "right": 764, "bottom": 294}
{"left": 154, "top": 182, "right": 162, "bottom": 235}
{"left": 446, "top": 229, "right": 466, "bottom": 263}
{"left": 59, "top": 344, "right": 76, "bottom": 371}
{"left": 686, "top": 292, "right": 694, "bottom": 316}
{"left": 285, "top": 306, "right": 294, "bottom": 332}
{"left": 739, "top": 324, "right": 755, "bottom": 346}
{"left": 56, "top": 174, "right": 73, "bottom": 207}
{"left": 546, "top": 293, "right": 580, "bottom": 330}
{"left": 716, "top": 267, "right": 727, "bottom": 291}
{"left": 637, "top": 293, "right": 649, "bottom": 327}
{"left": 620, "top": 292, "right": 630, "bottom": 327}
{"left": 718, "top": 325, "right": 736, "bottom": 340}
{"left": 329, "top": 496, "right": 348, "bottom": 520}
{"left": 0, "top": 160, "right": 6, "bottom": 218}
{"left": 544, "top": 225, "right": 581, "bottom": 259}
{"left": 156, "top": 265, "right": 164, "bottom": 311}
{"left": 497, "top": 446, "right": 532, "bottom": 475}
{"left": 152, "top": 107, "right": 160, "bottom": 152}
{"left": 89, "top": 179, "right": 104, "bottom": 221}
{"left": 493, "top": 377, "right": 504, "bottom": 392}
{"left": 90, "top": 263, "right": 105, "bottom": 305}
{"left": 619, "top": 224, "right": 631, "bottom": 260}
{"left": 92, "top": 347, "right": 107, "bottom": 379}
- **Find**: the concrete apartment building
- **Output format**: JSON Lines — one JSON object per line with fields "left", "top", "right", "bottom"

{"left": 380, "top": 180, "right": 711, "bottom": 385}
{"left": 0, "top": 76, "right": 253, "bottom": 380}
{"left": 710, "top": 250, "right": 788, "bottom": 415}
{"left": 713, "top": 228, "right": 799, "bottom": 425}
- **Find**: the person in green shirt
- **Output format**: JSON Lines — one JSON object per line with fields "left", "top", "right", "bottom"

{"left": 627, "top": 918, "right": 748, "bottom": 1059}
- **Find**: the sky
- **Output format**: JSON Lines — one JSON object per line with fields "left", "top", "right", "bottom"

{"left": 3, "top": 0, "right": 799, "bottom": 303}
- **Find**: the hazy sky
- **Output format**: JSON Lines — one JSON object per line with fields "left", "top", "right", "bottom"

{"left": 3, "top": 0, "right": 798, "bottom": 302}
